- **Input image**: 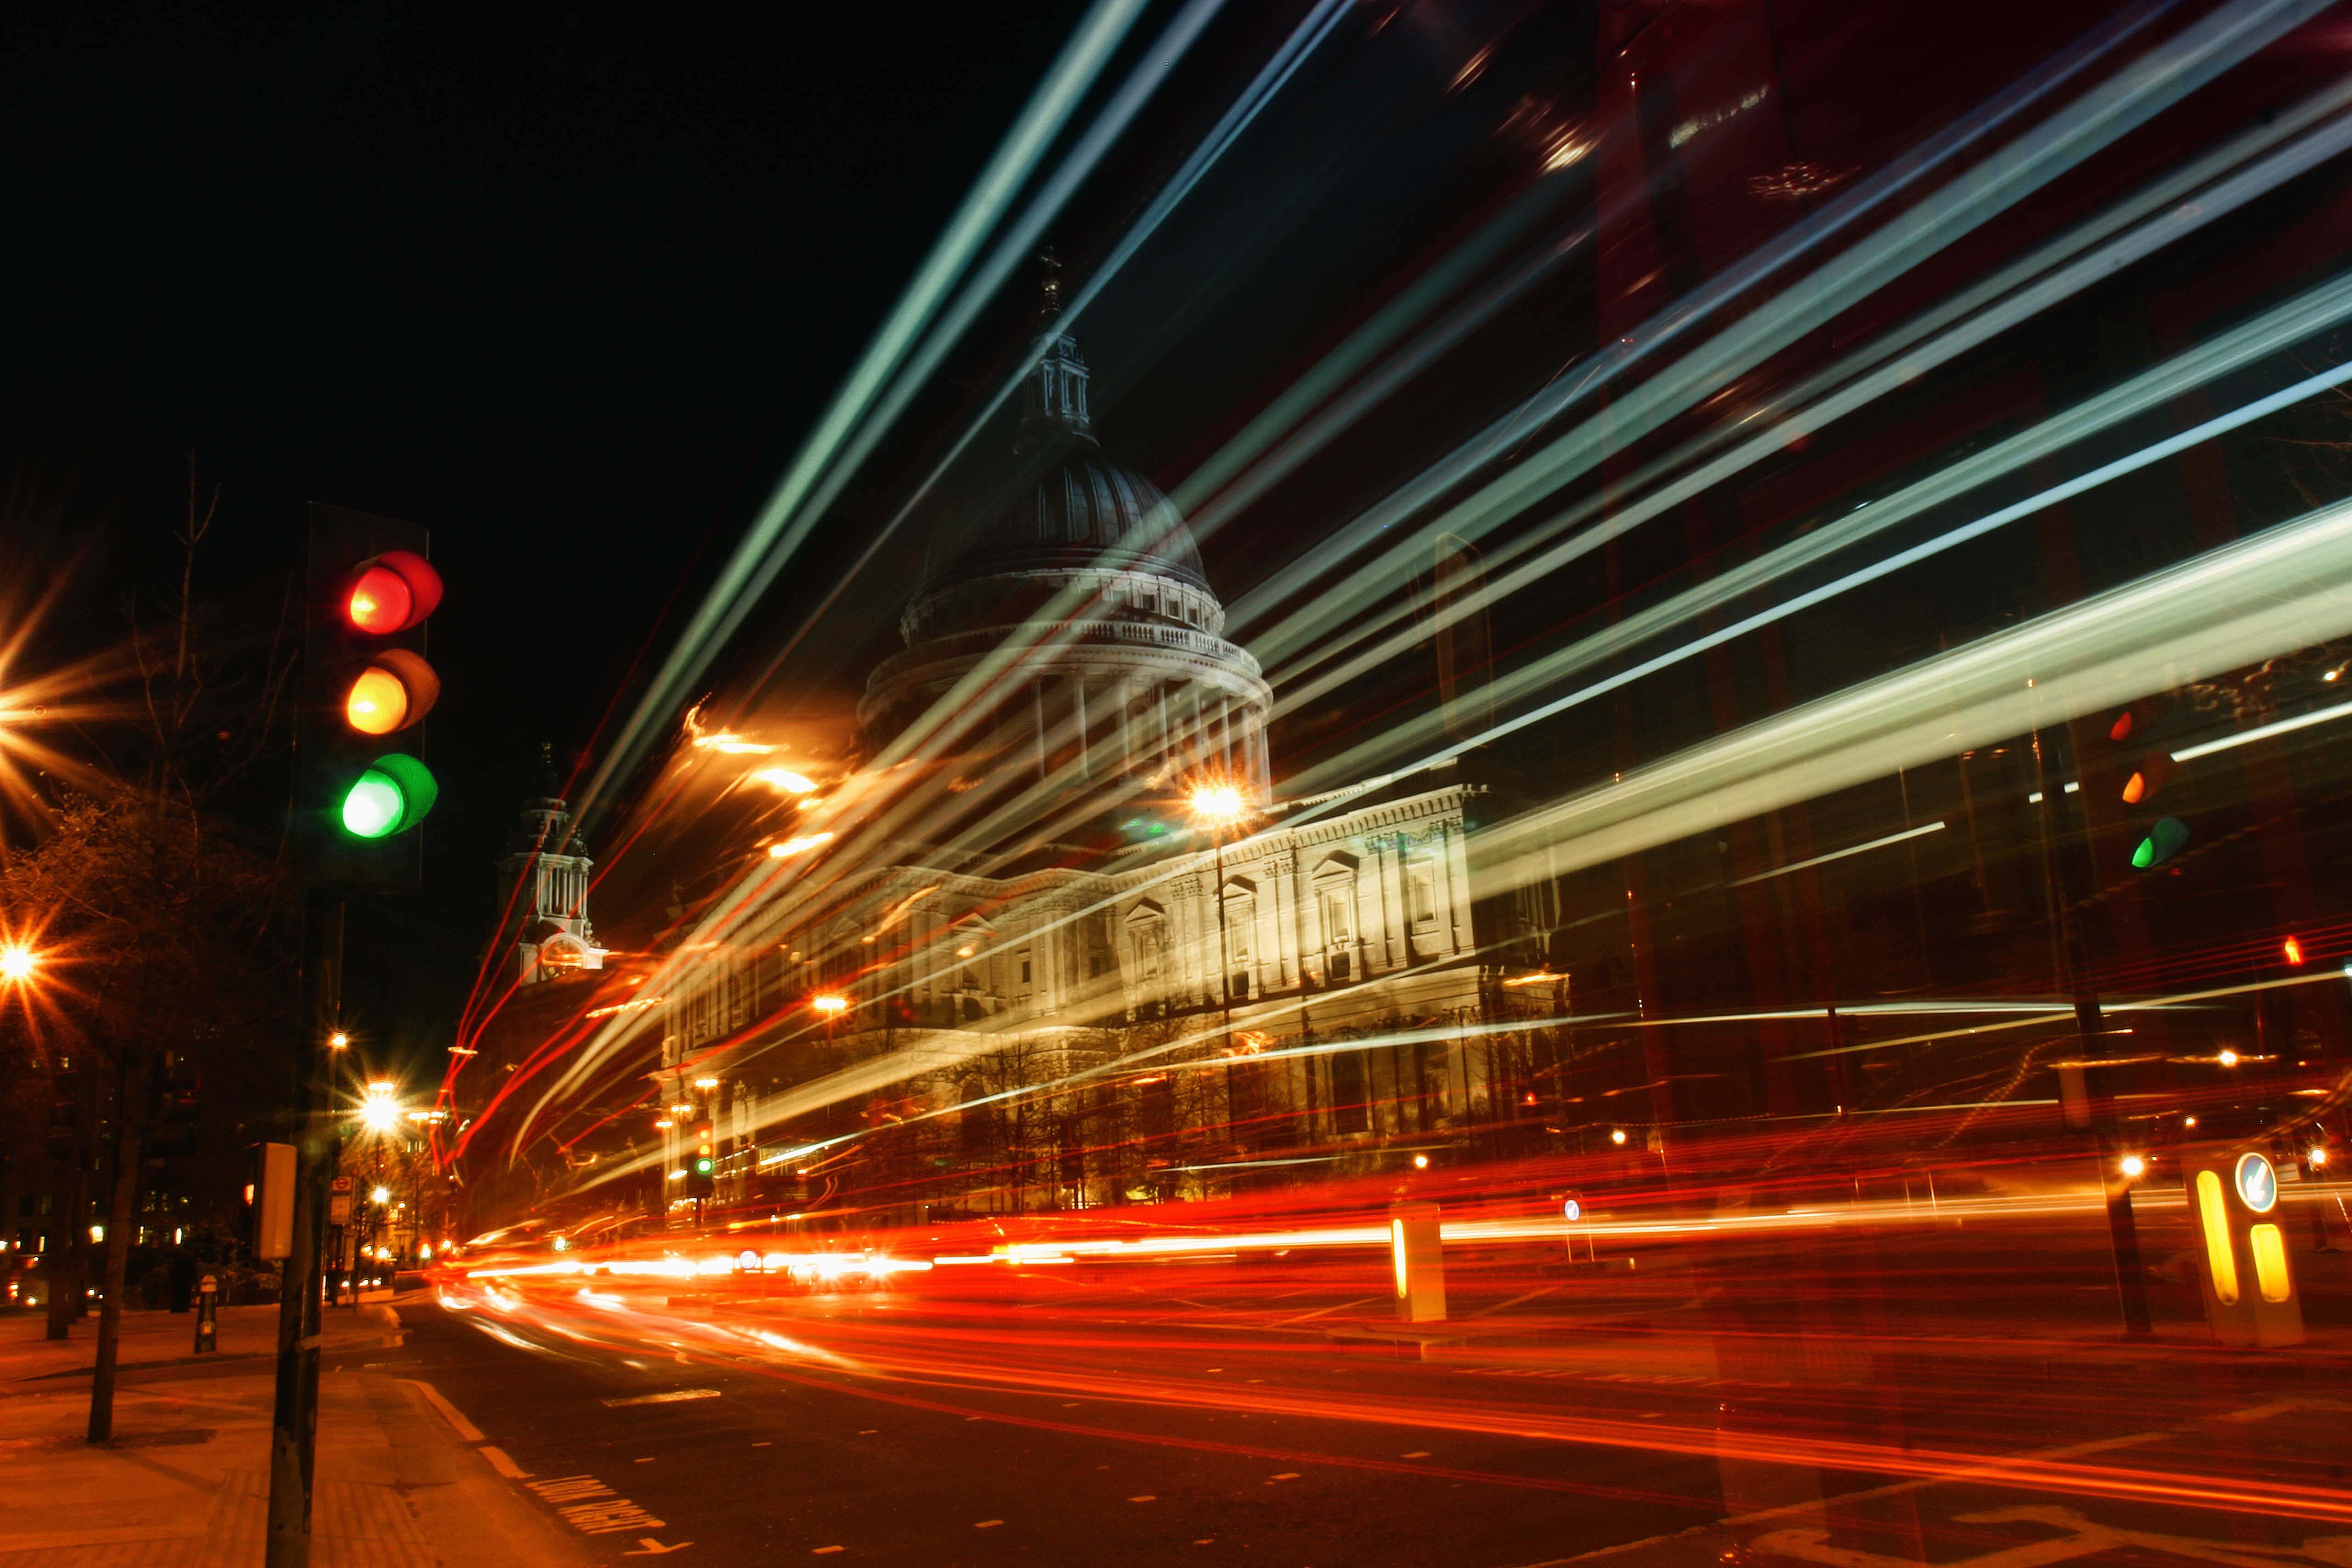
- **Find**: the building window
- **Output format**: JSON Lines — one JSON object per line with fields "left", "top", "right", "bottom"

{"left": 1408, "top": 863, "right": 1438, "bottom": 928}
{"left": 1019, "top": 958, "right": 1032, "bottom": 986}
{"left": 1319, "top": 886, "right": 1354, "bottom": 980}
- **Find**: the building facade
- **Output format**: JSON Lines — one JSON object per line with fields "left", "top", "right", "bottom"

{"left": 654, "top": 306, "right": 1554, "bottom": 1227}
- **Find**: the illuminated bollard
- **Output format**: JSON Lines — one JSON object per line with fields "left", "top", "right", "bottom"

{"left": 1389, "top": 1200, "right": 1445, "bottom": 1324}
{"left": 193, "top": 1275, "right": 218, "bottom": 1354}
{"left": 2182, "top": 1147, "right": 2302, "bottom": 1348}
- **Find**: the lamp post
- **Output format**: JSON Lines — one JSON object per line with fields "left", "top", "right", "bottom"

{"left": 1187, "top": 785, "right": 1249, "bottom": 1153}
{"left": 357, "top": 1083, "right": 403, "bottom": 1288}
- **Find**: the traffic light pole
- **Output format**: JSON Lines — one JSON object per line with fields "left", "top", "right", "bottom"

{"left": 267, "top": 894, "right": 342, "bottom": 1568}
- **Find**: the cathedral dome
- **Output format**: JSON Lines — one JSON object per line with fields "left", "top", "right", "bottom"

{"left": 919, "top": 433, "right": 1208, "bottom": 593}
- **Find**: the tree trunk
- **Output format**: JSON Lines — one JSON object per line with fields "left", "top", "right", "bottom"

{"left": 89, "top": 1051, "right": 146, "bottom": 1442}
{"left": 45, "top": 1126, "right": 93, "bottom": 1340}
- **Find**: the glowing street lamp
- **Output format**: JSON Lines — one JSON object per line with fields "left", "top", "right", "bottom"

{"left": 361, "top": 1081, "right": 402, "bottom": 1134}
{"left": 1188, "top": 781, "right": 1252, "bottom": 1114}
{"left": 812, "top": 994, "right": 849, "bottom": 1017}
{"left": 371, "top": 1186, "right": 391, "bottom": 1205}
{"left": 0, "top": 944, "right": 38, "bottom": 984}
{"left": 767, "top": 832, "right": 835, "bottom": 859}
{"left": 754, "top": 768, "right": 816, "bottom": 794}
{"left": 1187, "top": 783, "right": 1246, "bottom": 829}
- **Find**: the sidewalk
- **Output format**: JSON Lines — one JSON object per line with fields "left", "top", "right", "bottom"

{"left": 0, "top": 1300, "right": 592, "bottom": 1568}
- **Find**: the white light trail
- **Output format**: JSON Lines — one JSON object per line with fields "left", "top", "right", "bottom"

{"left": 1470, "top": 489, "right": 2352, "bottom": 895}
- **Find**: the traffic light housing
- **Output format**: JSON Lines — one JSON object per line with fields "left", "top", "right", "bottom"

{"left": 687, "top": 1126, "right": 717, "bottom": 1197}
{"left": 297, "top": 504, "right": 443, "bottom": 888}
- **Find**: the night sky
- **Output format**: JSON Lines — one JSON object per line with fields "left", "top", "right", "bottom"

{"left": 4, "top": 2, "right": 1621, "bottom": 1081}
{"left": 1, "top": 5, "right": 1102, "bottom": 1070}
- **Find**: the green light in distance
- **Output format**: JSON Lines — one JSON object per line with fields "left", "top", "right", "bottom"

{"left": 2132, "top": 815, "right": 2189, "bottom": 869}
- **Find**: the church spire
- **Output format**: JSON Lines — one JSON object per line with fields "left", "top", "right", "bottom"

{"left": 1017, "top": 247, "right": 1093, "bottom": 450}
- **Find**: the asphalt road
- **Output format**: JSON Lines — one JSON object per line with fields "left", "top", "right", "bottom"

{"left": 369, "top": 1294, "right": 1725, "bottom": 1567}
{"left": 363, "top": 1216, "right": 2352, "bottom": 1568}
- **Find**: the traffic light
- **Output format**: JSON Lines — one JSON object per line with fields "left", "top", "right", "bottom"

{"left": 687, "top": 1126, "right": 717, "bottom": 1197}
{"left": 297, "top": 504, "right": 444, "bottom": 887}
{"left": 2132, "top": 816, "right": 2190, "bottom": 870}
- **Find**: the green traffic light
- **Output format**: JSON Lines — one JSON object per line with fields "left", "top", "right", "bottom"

{"left": 2132, "top": 815, "right": 2189, "bottom": 869}
{"left": 694, "top": 1156, "right": 714, "bottom": 1175}
{"left": 337, "top": 753, "right": 440, "bottom": 839}
{"left": 342, "top": 772, "right": 404, "bottom": 837}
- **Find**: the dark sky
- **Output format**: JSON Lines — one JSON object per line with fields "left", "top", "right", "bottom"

{"left": 3, "top": 0, "right": 1626, "bottom": 1082}
{"left": 0, "top": 4, "right": 1098, "bottom": 1070}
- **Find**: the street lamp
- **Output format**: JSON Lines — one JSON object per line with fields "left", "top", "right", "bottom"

{"left": 1188, "top": 783, "right": 1252, "bottom": 1143}
{"left": 812, "top": 993, "right": 848, "bottom": 1018}
{"left": 0, "top": 943, "right": 39, "bottom": 983}
{"left": 361, "top": 1082, "right": 401, "bottom": 1134}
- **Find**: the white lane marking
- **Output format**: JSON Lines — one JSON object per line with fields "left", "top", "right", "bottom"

{"left": 397, "top": 1379, "right": 485, "bottom": 1443}
{"left": 624, "top": 1539, "right": 693, "bottom": 1555}
{"left": 527, "top": 1475, "right": 667, "bottom": 1536}
{"left": 601, "top": 1389, "right": 722, "bottom": 1407}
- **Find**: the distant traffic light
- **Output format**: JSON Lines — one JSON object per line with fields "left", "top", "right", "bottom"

{"left": 2132, "top": 816, "right": 2190, "bottom": 870}
{"left": 296, "top": 506, "right": 444, "bottom": 887}
{"left": 2119, "top": 752, "right": 2177, "bottom": 805}
{"left": 687, "top": 1127, "right": 717, "bottom": 1196}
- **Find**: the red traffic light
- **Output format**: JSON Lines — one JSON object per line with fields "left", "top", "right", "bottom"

{"left": 347, "top": 551, "right": 444, "bottom": 634}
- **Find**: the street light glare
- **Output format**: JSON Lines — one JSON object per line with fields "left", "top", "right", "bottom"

{"left": 1187, "top": 784, "right": 1246, "bottom": 827}
{"left": 754, "top": 768, "right": 817, "bottom": 794}
{"left": 768, "top": 832, "right": 835, "bottom": 858}
{"left": 812, "top": 993, "right": 849, "bottom": 1016}
{"left": 0, "top": 945, "right": 37, "bottom": 982}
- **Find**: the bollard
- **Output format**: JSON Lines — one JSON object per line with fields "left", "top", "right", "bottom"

{"left": 2182, "top": 1146, "right": 2302, "bottom": 1348}
{"left": 194, "top": 1275, "right": 219, "bottom": 1354}
{"left": 1388, "top": 1200, "right": 1446, "bottom": 1323}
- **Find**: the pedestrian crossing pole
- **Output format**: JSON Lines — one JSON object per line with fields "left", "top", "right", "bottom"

{"left": 267, "top": 893, "right": 343, "bottom": 1568}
